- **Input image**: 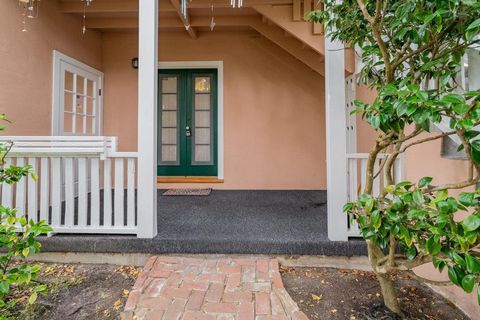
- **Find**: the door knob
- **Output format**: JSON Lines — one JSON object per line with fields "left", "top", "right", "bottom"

{"left": 186, "top": 126, "right": 191, "bottom": 137}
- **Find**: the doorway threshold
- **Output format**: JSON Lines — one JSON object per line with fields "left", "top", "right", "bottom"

{"left": 157, "top": 176, "right": 224, "bottom": 183}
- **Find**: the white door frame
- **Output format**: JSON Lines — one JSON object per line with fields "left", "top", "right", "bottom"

{"left": 158, "top": 61, "right": 225, "bottom": 179}
{"left": 51, "top": 50, "right": 104, "bottom": 136}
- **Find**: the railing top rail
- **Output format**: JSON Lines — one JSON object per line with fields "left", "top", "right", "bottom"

{"left": 0, "top": 136, "right": 121, "bottom": 158}
{"left": 0, "top": 136, "right": 117, "bottom": 142}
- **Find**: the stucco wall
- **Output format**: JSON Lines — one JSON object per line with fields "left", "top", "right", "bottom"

{"left": 102, "top": 31, "right": 326, "bottom": 190}
{"left": 0, "top": 0, "right": 102, "bottom": 136}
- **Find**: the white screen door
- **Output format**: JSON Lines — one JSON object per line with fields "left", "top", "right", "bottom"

{"left": 52, "top": 51, "right": 103, "bottom": 136}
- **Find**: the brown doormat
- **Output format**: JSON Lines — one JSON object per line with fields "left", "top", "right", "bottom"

{"left": 162, "top": 188, "right": 212, "bottom": 196}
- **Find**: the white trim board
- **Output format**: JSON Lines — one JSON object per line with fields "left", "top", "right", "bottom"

{"left": 158, "top": 61, "right": 225, "bottom": 180}
{"left": 52, "top": 50, "right": 104, "bottom": 136}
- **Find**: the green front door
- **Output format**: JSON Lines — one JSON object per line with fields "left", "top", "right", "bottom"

{"left": 157, "top": 69, "right": 218, "bottom": 176}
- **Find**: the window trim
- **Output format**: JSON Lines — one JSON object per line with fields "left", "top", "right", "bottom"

{"left": 52, "top": 50, "right": 104, "bottom": 136}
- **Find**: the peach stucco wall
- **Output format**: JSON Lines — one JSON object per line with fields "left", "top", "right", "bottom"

{"left": 0, "top": 0, "right": 102, "bottom": 136}
{"left": 102, "top": 31, "right": 326, "bottom": 190}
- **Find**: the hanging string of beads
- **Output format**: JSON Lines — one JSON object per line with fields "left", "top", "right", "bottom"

{"left": 82, "top": 0, "right": 94, "bottom": 34}
{"left": 18, "top": 0, "right": 94, "bottom": 33}
{"left": 18, "top": 0, "right": 40, "bottom": 32}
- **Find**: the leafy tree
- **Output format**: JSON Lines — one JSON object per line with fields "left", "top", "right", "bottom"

{"left": 0, "top": 115, "right": 52, "bottom": 319}
{"left": 309, "top": 0, "right": 480, "bottom": 316}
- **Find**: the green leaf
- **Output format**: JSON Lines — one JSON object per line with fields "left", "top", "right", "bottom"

{"left": 22, "top": 247, "right": 30, "bottom": 257}
{"left": 448, "top": 266, "right": 460, "bottom": 286}
{"left": 28, "top": 292, "right": 37, "bottom": 304}
{"left": 413, "top": 189, "right": 425, "bottom": 204}
{"left": 462, "top": 214, "right": 480, "bottom": 232}
{"left": 418, "top": 177, "right": 432, "bottom": 188}
{"left": 478, "top": 286, "right": 480, "bottom": 305}
{"left": 365, "top": 198, "right": 375, "bottom": 214}
{"left": 405, "top": 245, "right": 417, "bottom": 260}
{"left": 466, "top": 18, "right": 480, "bottom": 30}
{"left": 427, "top": 236, "right": 442, "bottom": 255}
{"left": 0, "top": 282, "right": 9, "bottom": 295}
{"left": 442, "top": 94, "right": 465, "bottom": 104}
{"left": 459, "top": 192, "right": 475, "bottom": 206}
{"left": 465, "top": 254, "right": 480, "bottom": 273}
{"left": 461, "top": 274, "right": 475, "bottom": 293}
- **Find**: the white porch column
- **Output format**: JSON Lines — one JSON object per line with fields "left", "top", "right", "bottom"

{"left": 325, "top": 36, "right": 349, "bottom": 241}
{"left": 137, "top": 0, "right": 159, "bottom": 238}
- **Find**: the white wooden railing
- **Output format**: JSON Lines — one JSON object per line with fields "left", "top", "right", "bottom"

{"left": 346, "top": 153, "right": 405, "bottom": 236}
{"left": 0, "top": 136, "right": 138, "bottom": 235}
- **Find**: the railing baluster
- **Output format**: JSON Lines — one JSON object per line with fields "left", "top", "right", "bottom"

{"left": 90, "top": 158, "right": 100, "bottom": 227}
{"left": 77, "top": 157, "right": 88, "bottom": 226}
{"left": 114, "top": 158, "right": 124, "bottom": 226}
{"left": 1, "top": 158, "right": 13, "bottom": 208}
{"left": 15, "top": 157, "right": 26, "bottom": 216}
{"left": 64, "top": 158, "right": 75, "bottom": 226}
{"left": 27, "top": 157, "right": 38, "bottom": 222}
{"left": 103, "top": 158, "right": 112, "bottom": 227}
{"left": 40, "top": 157, "right": 49, "bottom": 223}
{"left": 127, "top": 158, "right": 136, "bottom": 227}
{"left": 51, "top": 157, "right": 62, "bottom": 226}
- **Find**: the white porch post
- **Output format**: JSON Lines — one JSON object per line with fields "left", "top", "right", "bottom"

{"left": 137, "top": 0, "right": 159, "bottom": 238}
{"left": 325, "top": 35, "right": 349, "bottom": 241}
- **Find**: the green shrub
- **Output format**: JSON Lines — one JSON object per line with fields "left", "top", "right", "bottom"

{"left": 0, "top": 115, "right": 52, "bottom": 319}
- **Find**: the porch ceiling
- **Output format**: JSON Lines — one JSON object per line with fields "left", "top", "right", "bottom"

{"left": 59, "top": 0, "right": 327, "bottom": 74}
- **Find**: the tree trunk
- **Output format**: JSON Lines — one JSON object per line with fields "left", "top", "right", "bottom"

{"left": 367, "top": 241, "right": 403, "bottom": 316}
{"left": 376, "top": 272, "right": 403, "bottom": 317}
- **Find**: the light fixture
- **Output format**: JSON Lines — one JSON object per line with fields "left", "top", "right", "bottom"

{"left": 131, "top": 57, "right": 139, "bottom": 69}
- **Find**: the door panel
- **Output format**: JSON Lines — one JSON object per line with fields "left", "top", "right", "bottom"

{"left": 157, "top": 69, "right": 217, "bottom": 177}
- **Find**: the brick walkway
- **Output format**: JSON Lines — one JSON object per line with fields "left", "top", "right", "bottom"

{"left": 121, "top": 256, "right": 308, "bottom": 320}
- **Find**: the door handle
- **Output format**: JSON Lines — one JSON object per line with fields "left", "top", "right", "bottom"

{"left": 186, "top": 126, "right": 191, "bottom": 137}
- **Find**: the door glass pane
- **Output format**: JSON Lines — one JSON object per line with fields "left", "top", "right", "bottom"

{"left": 162, "top": 146, "right": 177, "bottom": 162}
{"left": 64, "top": 92, "right": 74, "bottom": 112}
{"left": 195, "top": 77, "right": 211, "bottom": 93}
{"left": 65, "top": 71, "right": 74, "bottom": 91}
{"left": 195, "top": 94, "right": 210, "bottom": 110}
{"left": 64, "top": 113, "right": 73, "bottom": 133}
{"left": 162, "top": 111, "right": 177, "bottom": 127}
{"left": 161, "top": 128, "right": 177, "bottom": 144}
{"left": 87, "top": 79, "right": 94, "bottom": 97}
{"left": 159, "top": 76, "right": 179, "bottom": 164}
{"left": 76, "top": 75, "right": 85, "bottom": 94}
{"left": 162, "top": 94, "right": 177, "bottom": 110}
{"left": 86, "top": 97, "right": 94, "bottom": 115}
{"left": 195, "top": 145, "right": 211, "bottom": 162}
{"left": 192, "top": 76, "right": 213, "bottom": 165}
{"left": 162, "top": 77, "right": 177, "bottom": 93}
{"left": 195, "top": 111, "right": 210, "bottom": 127}
{"left": 195, "top": 128, "right": 210, "bottom": 145}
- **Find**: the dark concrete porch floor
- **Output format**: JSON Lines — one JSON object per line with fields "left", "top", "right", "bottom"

{"left": 39, "top": 190, "right": 367, "bottom": 256}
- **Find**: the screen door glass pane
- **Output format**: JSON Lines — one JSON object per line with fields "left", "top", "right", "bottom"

{"left": 159, "top": 76, "right": 180, "bottom": 164}
{"left": 192, "top": 76, "right": 213, "bottom": 164}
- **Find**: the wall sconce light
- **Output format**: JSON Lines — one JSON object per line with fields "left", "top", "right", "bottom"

{"left": 131, "top": 57, "right": 139, "bottom": 69}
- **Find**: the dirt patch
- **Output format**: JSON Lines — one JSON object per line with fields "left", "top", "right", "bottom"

{"left": 280, "top": 266, "right": 469, "bottom": 320}
{"left": 15, "top": 262, "right": 140, "bottom": 320}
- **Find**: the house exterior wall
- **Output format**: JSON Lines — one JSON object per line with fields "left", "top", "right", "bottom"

{"left": 0, "top": 0, "right": 102, "bottom": 136}
{"left": 102, "top": 31, "right": 327, "bottom": 190}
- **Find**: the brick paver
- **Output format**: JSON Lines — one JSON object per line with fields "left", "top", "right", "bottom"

{"left": 121, "top": 256, "right": 308, "bottom": 320}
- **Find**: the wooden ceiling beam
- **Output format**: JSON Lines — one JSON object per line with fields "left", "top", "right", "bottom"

{"left": 86, "top": 15, "right": 256, "bottom": 29}
{"left": 169, "top": 0, "right": 197, "bottom": 39}
{"left": 60, "top": 0, "right": 293, "bottom": 14}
